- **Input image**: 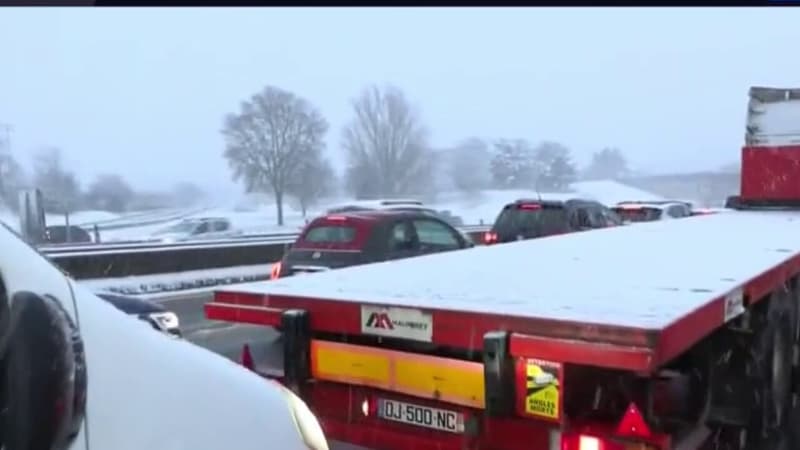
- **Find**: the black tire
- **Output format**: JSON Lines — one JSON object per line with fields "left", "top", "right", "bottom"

{"left": 726, "top": 195, "right": 743, "bottom": 210}
{"left": 748, "top": 300, "right": 795, "bottom": 450}
{"left": 3, "top": 292, "right": 86, "bottom": 450}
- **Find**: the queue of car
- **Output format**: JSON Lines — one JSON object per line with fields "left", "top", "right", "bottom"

{"left": 267, "top": 196, "right": 718, "bottom": 280}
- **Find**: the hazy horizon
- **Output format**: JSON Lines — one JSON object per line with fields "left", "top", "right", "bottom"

{"left": 1, "top": 7, "right": 798, "bottom": 197}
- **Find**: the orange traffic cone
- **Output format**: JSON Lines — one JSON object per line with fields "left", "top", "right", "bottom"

{"left": 240, "top": 343, "right": 255, "bottom": 371}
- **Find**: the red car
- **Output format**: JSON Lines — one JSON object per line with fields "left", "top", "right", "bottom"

{"left": 270, "top": 209, "right": 474, "bottom": 279}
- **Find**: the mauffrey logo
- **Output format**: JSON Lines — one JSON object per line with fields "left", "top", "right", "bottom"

{"left": 365, "top": 312, "right": 394, "bottom": 330}
{"left": 360, "top": 305, "right": 433, "bottom": 342}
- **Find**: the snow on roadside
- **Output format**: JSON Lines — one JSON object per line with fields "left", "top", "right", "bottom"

{"left": 46, "top": 210, "right": 121, "bottom": 226}
{"left": 80, "top": 263, "right": 273, "bottom": 296}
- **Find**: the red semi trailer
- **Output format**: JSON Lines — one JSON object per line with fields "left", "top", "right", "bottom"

{"left": 205, "top": 86, "right": 800, "bottom": 450}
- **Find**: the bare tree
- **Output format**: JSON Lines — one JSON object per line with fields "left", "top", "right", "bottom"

{"left": 32, "top": 147, "right": 82, "bottom": 214}
{"left": 85, "top": 174, "right": 134, "bottom": 213}
{"left": 342, "top": 85, "right": 432, "bottom": 199}
{"left": 222, "top": 86, "right": 328, "bottom": 225}
{"left": 171, "top": 182, "right": 207, "bottom": 207}
{"left": 533, "top": 141, "right": 578, "bottom": 191}
{"left": 287, "top": 157, "right": 336, "bottom": 217}
{"left": 490, "top": 139, "right": 537, "bottom": 189}
{"left": 583, "top": 147, "right": 630, "bottom": 180}
{"left": 449, "top": 138, "right": 491, "bottom": 193}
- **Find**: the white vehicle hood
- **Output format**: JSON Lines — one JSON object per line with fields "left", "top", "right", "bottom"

{"left": 72, "top": 282, "right": 307, "bottom": 450}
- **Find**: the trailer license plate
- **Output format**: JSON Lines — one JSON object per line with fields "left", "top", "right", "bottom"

{"left": 377, "top": 398, "right": 464, "bottom": 433}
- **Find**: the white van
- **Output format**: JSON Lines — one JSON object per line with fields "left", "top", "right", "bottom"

{"left": 0, "top": 222, "right": 329, "bottom": 450}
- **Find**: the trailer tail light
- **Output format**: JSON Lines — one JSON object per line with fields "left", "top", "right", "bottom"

{"left": 562, "top": 403, "right": 658, "bottom": 450}
{"left": 360, "top": 396, "right": 378, "bottom": 417}
{"left": 561, "top": 434, "right": 657, "bottom": 450}
{"left": 270, "top": 261, "right": 282, "bottom": 280}
{"left": 616, "top": 402, "right": 651, "bottom": 439}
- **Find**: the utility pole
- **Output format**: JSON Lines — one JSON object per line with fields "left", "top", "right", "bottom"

{"left": 0, "top": 123, "right": 13, "bottom": 208}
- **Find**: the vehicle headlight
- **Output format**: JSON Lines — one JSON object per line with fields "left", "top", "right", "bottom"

{"left": 150, "top": 311, "right": 180, "bottom": 330}
{"left": 273, "top": 382, "right": 329, "bottom": 450}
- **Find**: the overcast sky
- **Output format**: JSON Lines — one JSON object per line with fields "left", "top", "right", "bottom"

{"left": 0, "top": 7, "right": 798, "bottom": 196}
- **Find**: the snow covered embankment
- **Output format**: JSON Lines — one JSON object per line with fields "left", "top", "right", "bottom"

{"left": 80, "top": 264, "right": 272, "bottom": 296}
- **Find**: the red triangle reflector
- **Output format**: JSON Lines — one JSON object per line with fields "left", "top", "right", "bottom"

{"left": 240, "top": 343, "right": 255, "bottom": 371}
{"left": 615, "top": 402, "right": 652, "bottom": 438}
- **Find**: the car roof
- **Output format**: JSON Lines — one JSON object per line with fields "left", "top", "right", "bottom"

{"left": 315, "top": 209, "right": 444, "bottom": 224}
{"left": 614, "top": 201, "right": 689, "bottom": 210}
{"left": 187, "top": 216, "right": 229, "bottom": 222}
{"left": 508, "top": 197, "right": 595, "bottom": 207}
{"left": 327, "top": 199, "right": 424, "bottom": 211}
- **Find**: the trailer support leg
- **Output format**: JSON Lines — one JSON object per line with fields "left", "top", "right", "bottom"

{"left": 282, "top": 309, "right": 311, "bottom": 394}
{"left": 483, "top": 331, "right": 515, "bottom": 417}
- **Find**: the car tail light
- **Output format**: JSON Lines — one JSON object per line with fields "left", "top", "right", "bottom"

{"left": 483, "top": 231, "right": 498, "bottom": 244}
{"left": 270, "top": 261, "right": 282, "bottom": 280}
{"left": 326, "top": 215, "right": 347, "bottom": 221}
{"left": 518, "top": 203, "right": 542, "bottom": 210}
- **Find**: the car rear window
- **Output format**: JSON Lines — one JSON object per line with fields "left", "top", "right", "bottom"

{"left": 613, "top": 207, "right": 662, "bottom": 222}
{"left": 492, "top": 203, "right": 568, "bottom": 236}
{"left": 303, "top": 225, "right": 357, "bottom": 243}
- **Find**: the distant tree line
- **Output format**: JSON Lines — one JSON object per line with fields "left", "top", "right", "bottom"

{"left": 0, "top": 146, "right": 207, "bottom": 215}
{"left": 221, "top": 83, "right": 636, "bottom": 225}
{"left": 0, "top": 84, "right": 637, "bottom": 225}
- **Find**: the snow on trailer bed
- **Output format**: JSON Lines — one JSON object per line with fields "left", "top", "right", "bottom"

{"left": 213, "top": 210, "right": 800, "bottom": 372}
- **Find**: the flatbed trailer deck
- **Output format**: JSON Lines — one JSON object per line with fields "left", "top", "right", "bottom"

{"left": 207, "top": 86, "right": 800, "bottom": 450}
{"left": 211, "top": 209, "right": 800, "bottom": 373}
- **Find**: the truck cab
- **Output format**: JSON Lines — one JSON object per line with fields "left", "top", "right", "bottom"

{"left": 0, "top": 222, "right": 329, "bottom": 450}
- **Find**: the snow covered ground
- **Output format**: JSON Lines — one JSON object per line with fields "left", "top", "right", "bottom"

{"left": 0, "top": 209, "right": 120, "bottom": 230}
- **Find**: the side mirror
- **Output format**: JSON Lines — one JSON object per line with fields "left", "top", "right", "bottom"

{"left": 1, "top": 291, "right": 87, "bottom": 450}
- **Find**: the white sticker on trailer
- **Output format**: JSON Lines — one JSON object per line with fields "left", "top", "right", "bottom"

{"left": 360, "top": 305, "right": 433, "bottom": 342}
{"left": 723, "top": 288, "right": 745, "bottom": 322}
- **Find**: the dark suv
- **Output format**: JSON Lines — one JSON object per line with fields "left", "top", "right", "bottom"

{"left": 484, "top": 198, "right": 622, "bottom": 244}
{"left": 271, "top": 210, "right": 473, "bottom": 279}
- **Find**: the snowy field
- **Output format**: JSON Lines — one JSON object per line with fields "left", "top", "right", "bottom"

{"left": 1, "top": 179, "right": 666, "bottom": 242}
